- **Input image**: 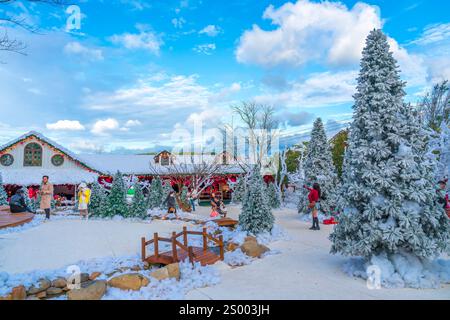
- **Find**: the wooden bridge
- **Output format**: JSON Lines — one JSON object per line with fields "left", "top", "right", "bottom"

{"left": 141, "top": 226, "right": 224, "bottom": 266}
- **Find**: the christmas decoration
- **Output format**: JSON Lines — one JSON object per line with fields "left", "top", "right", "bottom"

{"left": 129, "top": 182, "right": 147, "bottom": 218}
{"left": 239, "top": 167, "right": 274, "bottom": 234}
{"left": 330, "top": 30, "right": 450, "bottom": 288}
{"left": 104, "top": 171, "right": 129, "bottom": 217}
{"left": 89, "top": 181, "right": 108, "bottom": 217}
{"left": 298, "top": 118, "right": 338, "bottom": 215}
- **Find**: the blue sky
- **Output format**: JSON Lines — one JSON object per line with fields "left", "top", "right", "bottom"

{"left": 0, "top": 0, "right": 449, "bottom": 153}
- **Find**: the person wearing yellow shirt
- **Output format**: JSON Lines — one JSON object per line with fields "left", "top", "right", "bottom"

{"left": 78, "top": 183, "right": 91, "bottom": 220}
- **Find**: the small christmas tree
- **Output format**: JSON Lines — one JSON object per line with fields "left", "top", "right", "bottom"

{"left": 232, "top": 176, "right": 246, "bottom": 203}
{"left": 20, "top": 186, "right": 36, "bottom": 212}
{"left": 299, "top": 118, "right": 338, "bottom": 215}
{"left": 147, "top": 177, "right": 164, "bottom": 209}
{"left": 0, "top": 173, "right": 8, "bottom": 206}
{"left": 267, "top": 182, "right": 281, "bottom": 209}
{"left": 129, "top": 182, "right": 148, "bottom": 218}
{"left": 239, "top": 167, "right": 275, "bottom": 234}
{"left": 104, "top": 171, "right": 129, "bottom": 217}
{"left": 89, "top": 181, "right": 108, "bottom": 217}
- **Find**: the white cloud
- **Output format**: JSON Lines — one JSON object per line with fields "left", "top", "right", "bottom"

{"left": 83, "top": 74, "right": 212, "bottom": 115}
{"left": 46, "top": 120, "right": 85, "bottom": 131}
{"left": 236, "top": 0, "right": 382, "bottom": 67}
{"left": 69, "top": 140, "right": 104, "bottom": 153}
{"left": 193, "top": 43, "right": 216, "bottom": 55}
{"left": 91, "top": 118, "right": 120, "bottom": 135}
{"left": 109, "top": 26, "right": 163, "bottom": 55}
{"left": 124, "top": 119, "right": 142, "bottom": 127}
{"left": 411, "top": 23, "right": 450, "bottom": 46}
{"left": 64, "top": 42, "right": 104, "bottom": 61}
{"left": 199, "top": 25, "right": 221, "bottom": 37}
{"left": 254, "top": 70, "right": 358, "bottom": 108}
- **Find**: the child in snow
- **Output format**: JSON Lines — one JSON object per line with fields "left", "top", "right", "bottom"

{"left": 162, "top": 191, "right": 178, "bottom": 220}
{"left": 211, "top": 193, "right": 227, "bottom": 218}
{"left": 77, "top": 183, "right": 91, "bottom": 219}
{"left": 303, "top": 183, "right": 321, "bottom": 230}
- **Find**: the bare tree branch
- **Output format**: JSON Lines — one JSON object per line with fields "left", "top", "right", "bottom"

{"left": 0, "top": 0, "right": 72, "bottom": 56}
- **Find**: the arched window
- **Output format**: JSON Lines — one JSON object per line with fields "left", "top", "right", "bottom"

{"left": 24, "top": 143, "right": 43, "bottom": 167}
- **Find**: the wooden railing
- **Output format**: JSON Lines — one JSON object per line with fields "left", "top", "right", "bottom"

{"left": 141, "top": 226, "right": 224, "bottom": 264}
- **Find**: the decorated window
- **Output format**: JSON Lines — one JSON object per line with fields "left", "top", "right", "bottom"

{"left": 23, "top": 143, "right": 43, "bottom": 167}
{"left": 0, "top": 154, "right": 14, "bottom": 166}
{"left": 51, "top": 154, "right": 64, "bottom": 167}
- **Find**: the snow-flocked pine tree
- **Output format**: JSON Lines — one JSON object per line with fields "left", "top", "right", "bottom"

{"left": 267, "top": 182, "right": 281, "bottom": 209}
{"left": 330, "top": 30, "right": 450, "bottom": 288}
{"left": 299, "top": 118, "right": 338, "bottom": 215}
{"left": 147, "top": 177, "right": 164, "bottom": 209}
{"left": 89, "top": 181, "right": 108, "bottom": 217}
{"left": 129, "top": 182, "right": 148, "bottom": 218}
{"left": 0, "top": 173, "right": 8, "bottom": 206}
{"left": 232, "top": 176, "right": 246, "bottom": 203}
{"left": 239, "top": 167, "right": 274, "bottom": 234}
{"left": 105, "top": 171, "right": 129, "bottom": 217}
{"left": 21, "top": 186, "right": 36, "bottom": 212}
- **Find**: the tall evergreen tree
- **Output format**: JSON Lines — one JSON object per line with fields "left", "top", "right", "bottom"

{"left": 330, "top": 30, "right": 450, "bottom": 265}
{"left": 0, "top": 173, "right": 8, "bottom": 206}
{"left": 129, "top": 182, "right": 148, "bottom": 218}
{"left": 299, "top": 118, "right": 338, "bottom": 215}
{"left": 89, "top": 181, "right": 107, "bottom": 217}
{"left": 104, "top": 171, "right": 129, "bottom": 217}
{"left": 239, "top": 167, "right": 274, "bottom": 234}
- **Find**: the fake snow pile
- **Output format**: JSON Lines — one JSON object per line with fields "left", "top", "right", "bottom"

{"left": 0, "top": 254, "right": 220, "bottom": 300}
{"left": 343, "top": 250, "right": 450, "bottom": 289}
{"left": 103, "top": 262, "right": 220, "bottom": 300}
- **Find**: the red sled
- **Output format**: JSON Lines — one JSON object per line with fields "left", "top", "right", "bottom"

{"left": 323, "top": 217, "right": 338, "bottom": 225}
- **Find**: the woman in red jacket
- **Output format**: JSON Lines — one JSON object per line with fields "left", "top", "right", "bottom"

{"left": 303, "top": 183, "right": 321, "bottom": 230}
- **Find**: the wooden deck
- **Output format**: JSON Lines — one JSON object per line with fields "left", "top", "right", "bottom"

{"left": 0, "top": 207, "right": 34, "bottom": 229}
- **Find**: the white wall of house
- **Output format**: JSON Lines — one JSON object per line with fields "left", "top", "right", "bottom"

{"left": 1, "top": 137, "right": 81, "bottom": 170}
{"left": 0, "top": 137, "right": 98, "bottom": 185}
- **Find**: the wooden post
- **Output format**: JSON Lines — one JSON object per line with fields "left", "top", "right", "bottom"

{"left": 188, "top": 246, "right": 194, "bottom": 264}
{"left": 202, "top": 227, "right": 207, "bottom": 252}
{"left": 141, "top": 237, "right": 146, "bottom": 261}
{"left": 219, "top": 235, "right": 224, "bottom": 261}
{"left": 154, "top": 232, "right": 159, "bottom": 258}
{"left": 172, "top": 231, "right": 178, "bottom": 262}
{"left": 183, "top": 226, "right": 188, "bottom": 247}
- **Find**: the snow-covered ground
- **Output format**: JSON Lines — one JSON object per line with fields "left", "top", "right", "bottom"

{"left": 0, "top": 205, "right": 449, "bottom": 299}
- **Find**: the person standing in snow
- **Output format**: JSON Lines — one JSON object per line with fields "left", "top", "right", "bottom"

{"left": 162, "top": 191, "right": 178, "bottom": 220}
{"left": 436, "top": 179, "right": 449, "bottom": 217}
{"left": 77, "top": 183, "right": 91, "bottom": 219}
{"left": 303, "top": 183, "right": 321, "bottom": 230}
{"left": 39, "top": 175, "right": 53, "bottom": 220}
{"left": 187, "top": 188, "right": 197, "bottom": 212}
